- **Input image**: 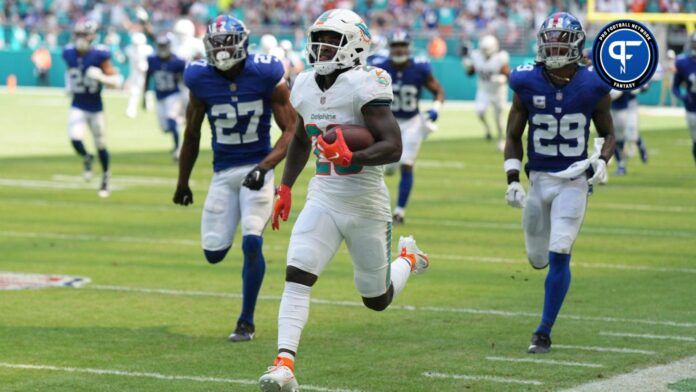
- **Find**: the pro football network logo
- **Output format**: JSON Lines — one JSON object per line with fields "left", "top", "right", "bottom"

{"left": 592, "top": 20, "right": 658, "bottom": 90}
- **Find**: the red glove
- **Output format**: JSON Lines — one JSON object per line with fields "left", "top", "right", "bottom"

{"left": 272, "top": 184, "right": 292, "bottom": 230}
{"left": 317, "top": 129, "right": 353, "bottom": 167}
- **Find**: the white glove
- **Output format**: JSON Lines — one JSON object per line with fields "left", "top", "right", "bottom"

{"left": 506, "top": 182, "right": 526, "bottom": 208}
{"left": 85, "top": 66, "right": 104, "bottom": 81}
{"left": 588, "top": 159, "right": 607, "bottom": 185}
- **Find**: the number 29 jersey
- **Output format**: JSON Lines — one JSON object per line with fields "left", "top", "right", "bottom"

{"left": 509, "top": 64, "right": 611, "bottom": 173}
{"left": 290, "top": 66, "right": 394, "bottom": 221}
{"left": 62, "top": 45, "right": 111, "bottom": 112}
{"left": 184, "top": 54, "right": 285, "bottom": 172}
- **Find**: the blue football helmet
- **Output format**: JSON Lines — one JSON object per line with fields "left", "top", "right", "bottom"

{"left": 204, "top": 15, "right": 249, "bottom": 71}
{"left": 536, "top": 12, "right": 585, "bottom": 69}
{"left": 388, "top": 29, "right": 411, "bottom": 64}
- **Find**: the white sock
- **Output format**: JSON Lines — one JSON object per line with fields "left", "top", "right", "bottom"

{"left": 390, "top": 257, "right": 412, "bottom": 298}
{"left": 277, "top": 282, "right": 311, "bottom": 355}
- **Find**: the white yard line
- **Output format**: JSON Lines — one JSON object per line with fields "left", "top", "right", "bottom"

{"left": 0, "top": 178, "right": 126, "bottom": 191}
{"left": 0, "top": 362, "right": 358, "bottom": 392}
{"left": 422, "top": 371, "right": 543, "bottom": 386}
{"left": 80, "top": 284, "right": 696, "bottom": 328}
{"left": 561, "top": 355, "right": 696, "bottom": 392}
{"left": 2, "top": 229, "right": 693, "bottom": 274}
{"left": 600, "top": 332, "right": 696, "bottom": 342}
{"left": 485, "top": 356, "right": 603, "bottom": 368}
{"left": 553, "top": 345, "right": 655, "bottom": 355}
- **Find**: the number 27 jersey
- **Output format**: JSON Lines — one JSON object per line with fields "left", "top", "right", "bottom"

{"left": 509, "top": 64, "right": 611, "bottom": 173}
{"left": 184, "top": 54, "right": 284, "bottom": 172}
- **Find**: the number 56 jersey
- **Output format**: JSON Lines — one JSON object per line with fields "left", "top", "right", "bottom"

{"left": 184, "top": 54, "right": 285, "bottom": 172}
{"left": 510, "top": 64, "right": 611, "bottom": 173}
{"left": 290, "top": 66, "right": 394, "bottom": 221}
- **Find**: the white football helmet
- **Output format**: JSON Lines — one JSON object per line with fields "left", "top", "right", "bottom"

{"left": 131, "top": 32, "right": 147, "bottom": 46}
{"left": 260, "top": 34, "right": 278, "bottom": 54}
{"left": 479, "top": 35, "right": 499, "bottom": 58}
{"left": 173, "top": 19, "right": 196, "bottom": 39}
{"left": 306, "top": 9, "right": 372, "bottom": 75}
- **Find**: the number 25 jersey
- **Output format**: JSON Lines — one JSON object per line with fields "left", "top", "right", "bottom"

{"left": 509, "top": 64, "right": 611, "bottom": 173}
{"left": 184, "top": 54, "right": 285, "bottom": 172}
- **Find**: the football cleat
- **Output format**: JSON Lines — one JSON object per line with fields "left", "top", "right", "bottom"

{"left": 259, "top": 357, "right": 299, "bottom": 392}
{"left": 83, "top": 154, "right": 94, "bottom": 181}
{"left": 228, "top": 320, "right": 254, "bottom": 343}
{"left": 639, "top": 146, "right": 648, "bottom": 163}
{"left": 527, "top": 332, "right": 551, "bottom": 354}
{"left": 98, "top": 172, "right": 110, "bottom": 198}
{"left": 614, "top": 166, "right": 626, "bottom": 176}
{"left": 392, "top": 213, "right": 405, "bottom": 226}
{"left": 398, "top": 235, "right": 429, "bottom": 275}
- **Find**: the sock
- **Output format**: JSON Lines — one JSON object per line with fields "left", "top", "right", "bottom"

{"left": 535, "top": 252, "right": 571, "bottom": 336}
{"left": 71, "top": 140, "right": 87, "bottom": 157}
{"left": 389, "top": 257, "right": 412, "bottom": 299}
{"left": 278, "top": 282, "right": 311, "bottom": 355}
{"left": 692, "top": 142, "right": 696, "bottom": 164}
{"left": 614, "top": 140, "right": 624, "bottom": 166}
{"left": 166, "top": 118, "right": 179, "bottom": 150}
{"left": 394, "top": 206, "right": 405, "bottom": 217}
{"left": 479, "top": 113, "right": 491, "bottom": 137}
{"left": 97, "top": 148, "right": 109, "bottom": 173}
{"left": 239, "top": 235, "right": 266, "bottom": 325}
{"left": 397, "top": 169, "right": 414, "bottom": 209}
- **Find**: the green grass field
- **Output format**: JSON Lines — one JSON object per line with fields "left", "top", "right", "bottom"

{"left": 0, "top": 89, "right": 694, "bottom": 391}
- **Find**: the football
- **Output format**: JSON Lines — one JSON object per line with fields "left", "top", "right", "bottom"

{"left": 323, "top": 124, "right": 375, "bottom": 151}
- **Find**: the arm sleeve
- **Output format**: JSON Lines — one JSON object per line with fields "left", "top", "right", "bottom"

{"left": 356, "top": 68, "right": 393, "bottom": 109}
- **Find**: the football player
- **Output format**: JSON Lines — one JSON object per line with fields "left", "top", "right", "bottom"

{"left": 371, "top": 30, "right": 445, "bottom": 225}
{"left": 125, "top": 32, "right": 153, "bottom": 119}
{"left": 144, "top": 35, "right": 187, "bottom": 160}
{"left": 610, "top": 87, "right": 649, "bottom": 175}
{"left": 504, "top": 12, "right": 615, "bottom": 354}
{"left": 172, "top": 16, "right": 296, "bottom": 342}
{"left": 63, "top": 19, "right": 123, "bottom": 198}
{"left": 258, "top": 10, "right": 430, "bottom": 391}
{"left": 464, "top": 35, "right": 510, "bottom": 150}
{"left": 672, "top": 32, "right": 696, "bottom": 164}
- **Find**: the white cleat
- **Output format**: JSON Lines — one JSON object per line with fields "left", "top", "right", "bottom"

{"left": 398, "top": 235, "right": 429, "bottom": 275}
{"left": 98, "top": 173, "right": 110, "bottom": 198}
{"left": 259, "top": 358, "right": 299, "bottom": 392}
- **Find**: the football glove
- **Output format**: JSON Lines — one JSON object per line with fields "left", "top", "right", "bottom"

{"left": 173, "top": 184, "right": 193, "bottom": 206}
{"left": 242, "top": 165, "right": 268, "bottom": 191}
{"left": 588, "top": 158, "right": 608, "bottom": 185}
{"left": 426, "top": 108, "right": 439, "bottom": 122}
{"left": 506, "top": 181, "right": 526, "bottom": 208}
{"left": 272, "top": 184, "right": 292, "bottom": 231}
{"left": 316, "top": 130, "right": 353, "bottom": 167}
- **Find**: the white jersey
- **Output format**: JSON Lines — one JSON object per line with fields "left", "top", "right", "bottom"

{"left": 471, "top": 50, "right": 509, "bottom": 93}
{"left": 290, "top": 66, "right": 394, "bottom": 221}
{"left": 125, "top": 44, "right": 153, "bottom": 80}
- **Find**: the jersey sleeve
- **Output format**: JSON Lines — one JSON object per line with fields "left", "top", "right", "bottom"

{"left": 62, "top": 47, "right": 70, "bottom": 62}
{"left": 498, "top": 51, "right": 510, "bottom": 65}
{"left": 289, "top": 71, "right": 309, "bottom": 109}
{"left": 508, "top": 68, "right": 524, "bottom": 94}
{"left": 265, "top": 56, "right": 286, "bottom": 96}
{"left": 96, "top": 46, "right": 112, "bottom": 64}
{"left": 183, "top": 62, "right": 204, "bottom": 97}
{"left": 355, "top": 66, "right": 393, "bottom": 108}
{"left": 416, "top": 57, "right": 433, "bottom": 76}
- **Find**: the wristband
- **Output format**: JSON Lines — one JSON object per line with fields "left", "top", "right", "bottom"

{"left": 504, "top": 158, "right": 521, "bottom": 173}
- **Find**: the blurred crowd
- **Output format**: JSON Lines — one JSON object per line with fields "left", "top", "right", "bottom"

{"left": 1, "top": 0, "right": 694, "bottom": 53}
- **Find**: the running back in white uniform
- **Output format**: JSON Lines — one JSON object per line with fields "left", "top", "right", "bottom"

{"left": 289, "top": 65, "right": 395, "bottom": 296}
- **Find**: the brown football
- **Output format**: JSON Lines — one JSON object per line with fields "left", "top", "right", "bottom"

{"left": 323, "top": 124, "right": 375, "bottom": 151}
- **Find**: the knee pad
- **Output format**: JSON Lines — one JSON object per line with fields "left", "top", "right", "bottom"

{"left": 203, "top": 247, "right": 230, "bottom": 264}
{"left": 242, "top": 235, "right": 263, "bottom": 259}
{"left": 362, "top": 286, "right": 393, "bottom": 312}
{"left": 285, "top": 266, "right": 318, "bottom": 287}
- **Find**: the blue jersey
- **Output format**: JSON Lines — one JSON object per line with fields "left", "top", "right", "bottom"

{"left": 184, "top": 54, "right": 285, "bottom": 172}
{"left": 371, "top": 57, "right": 432, "bottom": 119}
{"left": 611, "top": 91, "right": 637, "bottom": 110}
{"left": 673, "top": 55, "right": 696, "bottom": 113}
{"left": 510, "top": 64, "right": 611, "bottom": 173}
{"left": 147, "top": 55, "right": 186, "bottom": 100}
{"left": 62, "top": 45, "right": 111, "bottom": 112}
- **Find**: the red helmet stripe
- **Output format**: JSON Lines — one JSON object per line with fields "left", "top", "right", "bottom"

{"left": 552, "top": 12, "right": 561, "bottom": 28}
